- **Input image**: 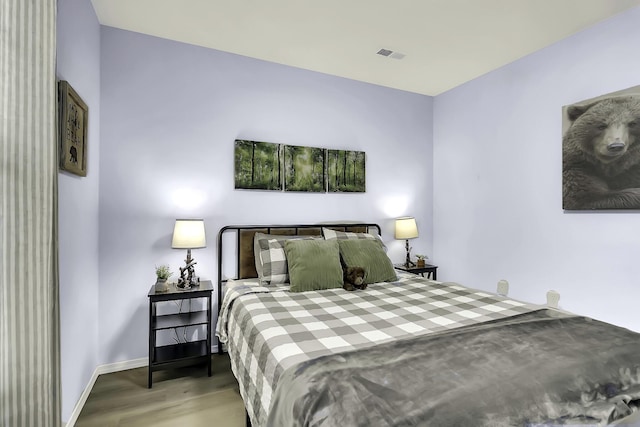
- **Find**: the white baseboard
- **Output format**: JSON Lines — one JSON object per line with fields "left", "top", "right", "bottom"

{"left": 64, "top": 357, "right": 147, "bottom": 426}
{"left": 64, "top": 345, "right": 219, "bottom": 426}
{"left": 96, "top": 357, "right": 149, "bottom": 376}
{"left": 63, "top": 365, "right": 100, "bottom": 427}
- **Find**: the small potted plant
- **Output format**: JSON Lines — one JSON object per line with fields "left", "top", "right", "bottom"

{"left": 155, "top": 264, "right": 172, "bottom": 292}
{"left": 416, "top": 254, "right": 427, "bottom": 268}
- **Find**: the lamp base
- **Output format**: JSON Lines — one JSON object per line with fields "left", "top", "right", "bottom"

{"left": 177, "top": 278, "right": 199, "bottom": 288}
{"left": 404, "top": 239, "right": 415, "bottom": 268}
{"left": 177, "top": 248, "right": 200, "bottom": 288}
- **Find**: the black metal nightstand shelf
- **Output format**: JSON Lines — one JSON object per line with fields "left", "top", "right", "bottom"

{"left": 394, "top": 263, "right": 438, "bottom": 280}
{"left": 147, "top": 280, "right": 213, "bottom": 388}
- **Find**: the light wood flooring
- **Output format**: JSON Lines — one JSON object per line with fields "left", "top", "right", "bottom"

{"left": 75, "top": 354, "right": 246, "bottom": 427}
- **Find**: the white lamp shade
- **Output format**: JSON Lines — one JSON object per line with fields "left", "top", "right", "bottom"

{"left": 172, "top": 219, "right": 206, "bottom": 249}
{"left": 395, "top": 217, "right": 418, "bottom": 239}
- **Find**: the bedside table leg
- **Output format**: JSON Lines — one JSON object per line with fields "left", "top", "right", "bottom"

{"left": 148, "top": 299, "right": 153, "bottom": 388}
{"left": 207, "top": 294, "right": 212, "bottom": 377}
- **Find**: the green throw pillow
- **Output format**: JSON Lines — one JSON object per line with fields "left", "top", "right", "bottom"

{"left": 284, "top": 239, "right": 343, "bottom": 292}
{"left": 338, "top": 239, "right": 397, "bottom": 284}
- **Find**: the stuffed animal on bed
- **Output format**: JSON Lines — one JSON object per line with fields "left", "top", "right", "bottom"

{"left": 343, "top": 267, "right": 367, "bottom": 291}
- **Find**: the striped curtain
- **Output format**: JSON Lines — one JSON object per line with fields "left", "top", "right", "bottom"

{"left": 1, "top": 1, "right": 61, "bottom": 426}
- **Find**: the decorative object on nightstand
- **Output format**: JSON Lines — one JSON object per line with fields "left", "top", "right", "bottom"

{"left": 416, "top": 254, "right": 427, "bottom": 268}
{"left": 395, "top": 216, "right": 419, "bottom": 268}
{"left": 172, "top": 219, "right": 206, "bottom": 288}
{"left": 154, "top": 264, "right": 172, "bottom": 292}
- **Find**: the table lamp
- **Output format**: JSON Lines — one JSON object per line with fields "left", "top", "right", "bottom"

{"left": 395, "top": 217, "right": 418, "bottom": 268}
{"left": 172, "top": 219, "right": 206, "bottom": 288}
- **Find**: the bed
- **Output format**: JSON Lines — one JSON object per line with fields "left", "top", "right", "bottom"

{"left": 215, "top": 223, "right": 640, "bottom": 427}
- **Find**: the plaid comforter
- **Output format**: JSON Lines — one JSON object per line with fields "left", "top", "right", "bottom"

{"left": 215, "top": 272, "right": 540, "bottom": 427}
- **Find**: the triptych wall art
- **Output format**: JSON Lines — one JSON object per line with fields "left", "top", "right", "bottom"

{"left": 234, "top": 139, "right": 366, "bottom": 193}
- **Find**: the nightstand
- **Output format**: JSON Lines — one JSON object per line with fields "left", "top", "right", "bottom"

{"left": 394, "top": 263, "right": 438, "bottom": 280}
{"left": 147, "top": 280, "right": 213, "bottom": 388}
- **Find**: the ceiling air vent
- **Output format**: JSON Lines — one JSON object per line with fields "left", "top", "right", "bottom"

{"left": 376, "top": 48, "right": 405, "bottom": 60}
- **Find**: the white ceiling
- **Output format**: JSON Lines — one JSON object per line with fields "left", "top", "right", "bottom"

{"left": 90, "top": 0, "right": 640, "bottom": 96}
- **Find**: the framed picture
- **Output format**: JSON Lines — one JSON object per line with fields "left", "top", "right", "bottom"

{"left": 234, "top": 139, "right": 282, "bottom": 190}
{"left": 327, "top": 149, "right": 366, "bottom": 192}
{"left": 58, "top": 80, "right": 88, "bottom": 177}
{"left": 283, "top": 145, "right": 325, "bottom": 192}
{"left": 562, "top": 85, "right": 640, "bottom": 210}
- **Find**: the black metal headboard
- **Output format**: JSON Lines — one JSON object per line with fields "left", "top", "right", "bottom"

{"left": 216, "top": 222, "right": 382, "bottom": 342}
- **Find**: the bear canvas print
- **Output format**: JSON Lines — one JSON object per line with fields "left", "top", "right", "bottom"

{"left": 562, "top": 86, "right": 640, "bottom": 210}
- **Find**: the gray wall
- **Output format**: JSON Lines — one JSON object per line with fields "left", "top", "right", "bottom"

{"left": 434, "top": 6, "right": 640, "bottom": 331}
{"left": 97, "top": 27, "right": 434, "bottom": 365}
{"left": 56, "top": 0, "right": 101, "bottom": 421}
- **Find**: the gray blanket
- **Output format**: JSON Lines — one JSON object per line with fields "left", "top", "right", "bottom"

{"left": 267, "top": 310, "right": 640, "bottom": 426}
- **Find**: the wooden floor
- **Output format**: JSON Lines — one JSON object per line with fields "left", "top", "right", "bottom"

{"left": 75, "top": 354, "right": 246, "bottom": 427}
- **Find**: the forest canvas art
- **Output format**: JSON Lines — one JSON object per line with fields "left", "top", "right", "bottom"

{"left": 327, "top": 149, "right": 366, "bottom": 193}
{"left": 234, "top": 140, "right": 366, "bottom": 193}
{"left": 234, "top": 140, "right": 282, "bottom": 190}
{"left": 283, "top": 145, "right": 325, "bottom": 192}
